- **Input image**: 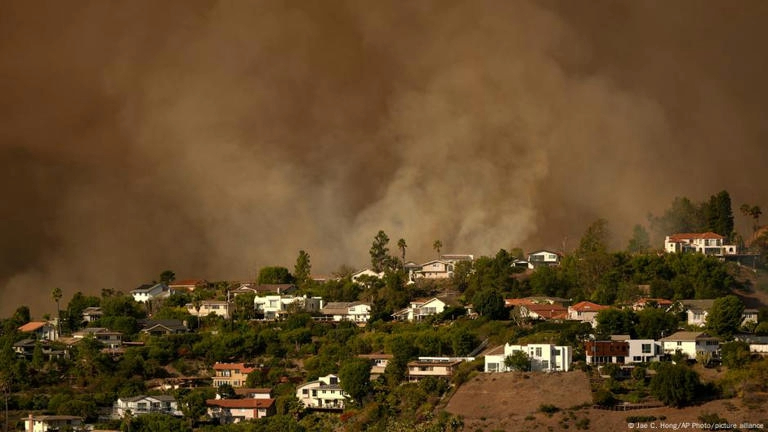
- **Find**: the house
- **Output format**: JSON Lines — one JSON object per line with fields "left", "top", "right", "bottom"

{"left": 18, "top": 321, "right": 58, "bottom": 341}
{"left": 231, "top": 283, "right": 298, "bottom": 297}
{"left": 81, "top": 306, "right": 103, "bottom": 323}
{"left": 742, "top": 309, "right": 759, "bottom": 325}
{"left": 321, "top": 302, "right": 371, "bottom": 323}
{"left": 734, "top": 335, "right": 768, "bottom": 356}
{"left": 139, "top": 319, "right": 188, "bottom": 336}
{"left": 130, "top": 282, "right": 172, "bottom": 303}
{"left": 392, "top": 297, "right": 457, "bottom": 322}
{"left": 516, "top": 303, "right": 568, "bottom": 321}
{"left": 212, "top": 362, "right": 257, "bottom": 388}
{"left": 24, "top": 414, "right": 82, "bottom": 432}
{"left": 113, "top": 395, "right": 182, "bottom": 417}
{"left": 526, "top": 250, "right": 561, "bottom": 268}
{"left": 169, "top": 279, "right": 209, "bottom": 292}
{"left": 631, "top": 298, "right": 674, "bottom": 311}
{"left": 407, "top": 357, "right": 467, "bottom": 382}
{"left": 186, "top": 300, "right": 230, "bottom": 319}
{"left": 664, "top": 232, "right": 738, "bottom": 256}
{"left": 626, "top": 339, "right": 663, "bottom": 363}
{"left": 484, "top": 343, "right": 572, "bottom": 372}
{"left": 253, "top": 295, "right": 323, "bottom": 320}
{"left": 357, "top": 353, "right": 393, "bottom": 375}
{"left": 414, "top": 260, "right": 455, "bottom": 279}
{"left": 72, "top": 327, "right": 123, "bottom": 349}
{"left": 659, "top": 331, "right": 720, "bottom": 360}
{"left": 12, "top": 339, "right": 67, "bottom": 361}
{"left": 672, "top": 299, "right": 716, "bottom": 327}
{"left": 351, "top": 269, "right": 384, "bottom": 283}
{"left": 206, "top": 398, "right": 276, "bottom": 423}
{"left": 234, "top": 388, "right": 273, "bottom": 399}
{"left": 296, "top": 374, "right": 349, "bottom": 410}
{"left": 585, "top": 339, "right": 629, "bottom": 365}
{"left": 567, "top": 301, "right": 610, "bottom": 327}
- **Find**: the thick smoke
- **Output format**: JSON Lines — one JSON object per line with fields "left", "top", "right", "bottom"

{"left": 2, "top": 1, "right": 767, "bottom": 317}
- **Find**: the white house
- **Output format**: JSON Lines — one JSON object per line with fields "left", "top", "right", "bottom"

{"left": 659, "top": 331, "right": 720, "bottom": 360}
{"left": 24, "top": 414, "right": 82, "bottom": 432}
{"left": 358, "top": 354, "right": 393, "bottom": 375}
{"left": 392, "top": 297, "right": 454, "bottom": 322}
{"left": 526, "top": 250, "right": 561, "bottom": 268}
{"left": 114, "top": 395, "right": 182, "bottom": 418}
{"left": 81, "top": 306, "right": 103, "bottom": 323}
{"left": 253, "top": 295, "right": 323, "bottom": 320}
{"left": 321, "top": 302, "right": 371, "bottom": 323}
{"left": 407, "top": 357, "right": 466, "bottom": 381}
{"left": 296, "top": 374, "right": 349, "bottom": 410}
{"left": 664, "top": 232, "right": 738, "bottom": 256}
{"left": 627, "top": 339, "right": 663, "bottom": 363}
{"left": 130, "top": 283, "right": 171, "bottom": 303}
{"left": 484, "top": 343, "right": 572, "bottom": 372}
{"left": 186, "top": 300, "right": 230, "bottom": 319}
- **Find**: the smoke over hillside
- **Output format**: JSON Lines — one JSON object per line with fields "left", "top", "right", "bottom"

{"left": 2, "top": 1, "right": 767, "bottom": 316}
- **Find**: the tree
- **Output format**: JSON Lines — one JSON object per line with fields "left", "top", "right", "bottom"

{"left": 627, "top": 224, "right": 651, "bottom": 253}
{"left": 650, "top": 196, "right": 707, "bottom": 237}
{"left": 258, "top": 266, "right": 294, "bottom": 284}
{"left": 635, "top": 308, "right": 679, "bottom": 340}
{"left": 649, "top": 363, "right": 701, "bottom": 407}
{"left": 293, "top": 250, "right": 311, "bottom": 287}
{"left": 720, "top": 341, "right": 751, "bottom": 369}
{"left": 706, "top": 295, "right": 745, "bottom": 339}
{"left": 576, "top": 219, "right": 613, "bottom": 297}
{"left": 369, "top": 230, "right": 390, "bottom": 272}
{"left": 160, "top": 270, "right": 176, "bottom": 285}
{"left": 217, "top": 383, "right": 235, "bottom": 399}
{"left": 433, "top": 239, "right": 443, "bottom": 257}
{"left": 504, "top": 350, "right": 530, "bottom": 372}
{"left": 338, "top": 358, "right": 372, "bottom": 405}
{"left": 706, "top": 190, "right": 734, "bottom": 238}
{"left": 595, "top": 309, "right": 637, "bottom": 338}
{"left": 51, "top": 287, "right": 63, "bottom": 334}
{"left": 471, "top": 289, "right": 506, "bottom": 320}
{"left": 397, "top": 238, "right": 407, "bottom": 264}
{"left": 740, "top": 204, "right": 763, "bottom": 236}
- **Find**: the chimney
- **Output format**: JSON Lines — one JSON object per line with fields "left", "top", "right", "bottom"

{"left": 26, "top": 413, "right": 34, "bottom": 432}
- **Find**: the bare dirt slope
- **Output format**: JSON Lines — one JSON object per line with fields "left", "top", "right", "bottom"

{"left": 445, "top": 372, "right": 768, "bottom": 431}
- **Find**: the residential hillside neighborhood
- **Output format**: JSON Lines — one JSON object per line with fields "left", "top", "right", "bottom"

{"left": 2, "top": 196, "right": 768, "bottom": 431}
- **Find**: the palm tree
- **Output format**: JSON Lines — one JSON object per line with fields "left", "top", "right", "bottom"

{"left": 51, "top": 287, "right": 62, "bottom": 334}
{"left": 397, "top": 239, "right": 407, "bottom": 263}
{"left": 740, "top": 204, "right": 763, "bottom": 239}
{"left": 433, "top": 240, "right": 443, "bottom": 258}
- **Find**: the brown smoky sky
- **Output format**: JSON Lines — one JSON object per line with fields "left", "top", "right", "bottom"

{"left": 2, "top": 0, "right": 768, "bottom": 317}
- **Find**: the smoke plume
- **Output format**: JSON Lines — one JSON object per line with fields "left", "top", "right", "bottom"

{"left": 2, "top": 0, "right": 767, "bottom": 317}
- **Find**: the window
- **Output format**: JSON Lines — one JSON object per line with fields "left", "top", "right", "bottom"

{"left": 633, "top": 356, "right": 642, "bottom": 361}
{"left": 642, "top": 344, "right": 651, "bottom": 354}
{"left": 535, "top": 347, "right": 542, "bottom": 357}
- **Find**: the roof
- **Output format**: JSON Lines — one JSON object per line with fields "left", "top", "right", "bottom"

{"left": 523, "top": 304, "right": 568, "bottom": 319}
{"left": 505, "top": 298, "right": 535, "bottom": 307}
{"left": 407, "top": 359, "right": 463, "bottom": 367}
{"left": 660, "top": 331, "right": 719, "bottom": 342}
{"left": 569, "top": 301, "right": 610, "bottom": 312}
{"left": 28, "top": 415, "right": 83, "bottom": 421}
{"left": 18, "top": 321, "right": 47, "bottom": 332}
{"left": 206, "top": 398, "right": 275, "bottom": 409}
{"left": 634, "top": 298, "right": 674, "bottom": 306}
{"left": 679, "top": 299, "right": 716, "bottom": 312}
{"left": 358, "top": 353, "right": 394, "bottom": 360}
{"left": 667, "top": 232, "right": 724, "bottom": 241}
{"left": 169, "top": 279, "right": 207, "bottom": 286}
{"left": 213, "top": 362, "right": 256, "bottom": 373}
{"left": 528, "top": 249, "right": 561, "bottom": 256}
{"left": 483, "top": 345, "right": 506, "bottom": 356}
{"left": 322, "top": 302, "right": 355, "bottom": 314}
{"left": 130, "top": 283, "right": 168, "bottom": 294}
{"left": 234, "top": 388, "right": 272, "bottom": 396}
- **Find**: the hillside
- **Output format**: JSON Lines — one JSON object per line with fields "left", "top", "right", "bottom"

{"left": 444, "top": 371, "right": 768, "bottom": 431}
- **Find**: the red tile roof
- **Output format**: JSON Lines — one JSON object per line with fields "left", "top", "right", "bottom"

{"left": 206, "top": 398, "right": 274, "bottom": 409}
{"left": 569, "top": 301, "right": 610, "bottom": 312}
{"left": 667, "top": 232, "right": 724, "bottom": 241}
{"left": 523, "top": 304, "right": 568, "bottom": 319}
{"left": 505, "top": 298, "right": 535, "bottom": 307}
{"left": 18, "top": 321, "right": 47, "bottom": 332}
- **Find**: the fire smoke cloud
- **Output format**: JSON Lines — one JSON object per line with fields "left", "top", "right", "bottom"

{"left": 1, "top": 0, "right": 767, "bottom": 316}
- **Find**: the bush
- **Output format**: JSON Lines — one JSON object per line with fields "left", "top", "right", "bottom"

{"left": 539, "top": 404, "right": 560, "bottom": 415}
{"left": 593, "top": 389, "right": 616, "bottom": 406}
{"left": 649, "top": 363, "right": 701, "bottom": 407}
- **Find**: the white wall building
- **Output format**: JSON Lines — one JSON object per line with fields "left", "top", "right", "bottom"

{"left": 296, "top": 374, "right": 349, "bottom": 410}
{"left": 253, "top": 295, "right": 323, "bottom": 320}
{"left": 114, "top": 395, "right": 182, "bottom": 418}
{"left": 485, "top": 343, "right": 572, "bottom": 372}
{"left": 627, "top": 339, "right": 663, "bottom": 363}
{"left": 664, "top": 232, "right": 738, "bottom": 256}
{"left": 659, "top": 331, "right": 720, "bottom": 360}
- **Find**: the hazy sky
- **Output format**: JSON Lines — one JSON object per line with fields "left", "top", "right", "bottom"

{"left": 2, "top": 0, "right": 767, "bottom": 317}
